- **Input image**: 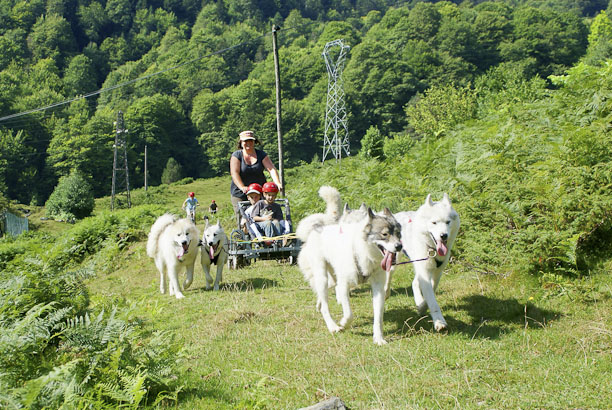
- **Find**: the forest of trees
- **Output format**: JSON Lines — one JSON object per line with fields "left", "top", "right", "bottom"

{"left": 0, "top": 0, "right": 611, "bottom": 205}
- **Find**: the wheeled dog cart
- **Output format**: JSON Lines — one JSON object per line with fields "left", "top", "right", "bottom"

{"left": 227, "top": 198, "right": 301, "bottom": 269}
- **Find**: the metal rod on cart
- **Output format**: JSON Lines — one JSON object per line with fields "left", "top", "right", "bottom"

{"left": 272, "top": 24, "right": 285, "bottom": 196}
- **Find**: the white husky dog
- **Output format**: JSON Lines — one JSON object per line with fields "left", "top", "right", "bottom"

{"left": 393, "top": 194, "right": 460, "bottom": 332}
{"left": 146, "top": 214, "right": 200, "bottom": 299}
{"left": 200, "top": 217, "right": 228, "bottom": 291}
{"left": 297, "top": 186, "right": 403, "bottom": 345}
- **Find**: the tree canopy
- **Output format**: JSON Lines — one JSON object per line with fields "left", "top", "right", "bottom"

{"left": 0, "top": 0, "right": 602, "bottom": 203}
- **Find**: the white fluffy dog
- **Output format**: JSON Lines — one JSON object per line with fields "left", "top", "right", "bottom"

{"left": 297, "top": 186, "right": 403, "bottom": 345}
{"left": 200, "top": 217, "right": 228, "bottom": 291}
{"left": 394, "top": 194, "right": 460, "bottom": 332}
{"left": 146, "top": 213, "right": 200, "bottom": 299}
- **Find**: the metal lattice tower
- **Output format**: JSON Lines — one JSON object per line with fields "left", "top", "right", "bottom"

{"left": 322, "top": 39, "right": 350, "bottom": 162}
{"left": 110, "top": 110, "right": 131, "bottom": 210}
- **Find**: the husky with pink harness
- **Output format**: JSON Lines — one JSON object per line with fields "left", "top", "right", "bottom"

{"left": 146, "top": 214, "right": 200, "bottom": 299}
{"left": 393, "top": 194, "right": 460, "bottom": 332}
{"left": 297, "top": 186, "right": 403, "bottom": 345}
{"left": 200, "top": 217, "right": 229, "bottom": 291}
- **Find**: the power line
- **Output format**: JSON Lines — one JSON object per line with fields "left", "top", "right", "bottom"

{"left": 0, "top": 32, "right": 271, "bottom": 123}
{"left": 0, "top": 18, "right": 327, "bottom": 125}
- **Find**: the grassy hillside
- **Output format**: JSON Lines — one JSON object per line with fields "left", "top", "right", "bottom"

{"left": 3, "top": 61, "right": 612, "bottom": 407}
{"left": 3, "top": 155, "right": 612, "bottom": 408}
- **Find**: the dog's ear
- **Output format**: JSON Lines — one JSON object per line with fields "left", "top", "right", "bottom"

{"left": 204, "top": 216, "right": 209, "bottom": 228}
{"left": 359, "top": 203, "right": 367, "bottom": 212}
{"left": 343, "top": 203, "right": 350, "bottom": 214}
{"left": 383, "top": 207, "right": 393, "bottom": 217}
{"left": 425, "top": 194, "right": 433, "bottom": 207}
{"left": 215, "top": 220, "right": 221, "bottom": 228}
{"left": 367, "top": 207, "right": 375, "bottom": 220}
{"left": 442, "top": 193, "right": 451, "bottom": 205}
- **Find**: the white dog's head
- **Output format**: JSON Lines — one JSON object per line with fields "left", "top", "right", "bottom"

{"left": 364, "top": 207, "right": 403, "bottom": 271}
{"left": 173, "top": 219, "right": 197, "bottom": 261}
{"left": 419, "top": 193, "right": 460, "bottom": 257}
{"left": 203, "top": 218, "right": 225, "bottom": 259}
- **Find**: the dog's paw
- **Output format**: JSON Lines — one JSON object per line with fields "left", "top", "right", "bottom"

{"left": 175, "top": 292, "right": 185, "bottom": 299}
{"left": 373, "top": 336, "right": 387, "bottom": 346}
{"left": 327, "top": 323, "right": 343, "bottom": 333}
{"left": 213, "top": 284, "right": 220, "bottom": 291}
{"left": 183, "top": 280, "right": 192, "bottom": 289}
{"left": 434, "top": 320, "right": 448, "bottom": 333}
{"left": 417, "top": 303, "right": 428, "bottom": 315}
{"left": 339, "top": 316, "right": 353, "bottom": 328}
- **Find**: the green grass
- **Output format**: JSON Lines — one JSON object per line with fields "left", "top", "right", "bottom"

{"left": 86, "top": 235, "right": 612, "bottom": 408}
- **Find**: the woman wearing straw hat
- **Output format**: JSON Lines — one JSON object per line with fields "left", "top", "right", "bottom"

{"left": 229, "top": 130, "right": 282, "bottom": 219}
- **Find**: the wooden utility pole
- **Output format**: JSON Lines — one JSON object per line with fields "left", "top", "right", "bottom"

{"left": 272, "top": 24, "right": 284, "bottom": 195}
{"left": 144, "top": 144, "right": 148, "bottom": 191}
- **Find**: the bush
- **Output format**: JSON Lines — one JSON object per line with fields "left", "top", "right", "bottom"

{"left": 383, "top": 133, "right": 414, "bottom": 160}
{"left": 405, "top": 83, "right": 477, "bottom": 139}
{"left": 161, "top": 157, "right": 183, "bottom": 184}
{"left": 359, "top": 126, "right": 384, "bottom": 159}
{"left": 45, "top": 171, "right": 95, "bottom": 220}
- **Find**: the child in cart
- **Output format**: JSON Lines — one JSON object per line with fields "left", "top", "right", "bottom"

{"left": 241, "top": 183, "right": 262, "bottom": 234}
{"left": 250, "top": 182, "right": 290, "bottom": 244}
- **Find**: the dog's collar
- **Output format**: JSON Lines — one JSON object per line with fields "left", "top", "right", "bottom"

{"left": 425, "top": 247, "right": 444, "bottom": 268}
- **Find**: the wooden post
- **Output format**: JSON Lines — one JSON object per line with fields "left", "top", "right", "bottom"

{"left": 272, "top": 24, "right": 284, "bottom": 195}
{"left": 144, "top": 144, "right": 148, "bottom": 191}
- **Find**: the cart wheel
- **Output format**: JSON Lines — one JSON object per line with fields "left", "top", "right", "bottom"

{"left": 230, "top": 229, "right": 245, "bottom": 242}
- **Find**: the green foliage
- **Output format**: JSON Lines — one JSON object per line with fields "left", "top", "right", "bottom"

{"left": 161, "top": 157, "right": 183, "bottom": 184}
{"left": 359, "top": 125, "right": 384, "bottom": 159}
{"left": 287, "top": 58, "right": 612, "bottom": 278}
{"left": 26, "top": 13, "right": 76, "bottom": 69}
{"left": 584, "top": 10, "right": 612, "bottom": 65}
{"left": 0, "top": 204, "right": 180, "bottom": 408}
{"left": 45, "top": 170, "right": 95, "bottom": 220}
{"left": 475, "top": 61, "right": 547, "bottom": 116}
{"left": 382, "top": 133, "right": 414, "bottom": 160}
{"left": 405, "top": 83, "right": 477, "bottom": 139}
{"left": 0, "top": 129, "right": 36, "bottom": 201}
{"left": 0, "top": 1, "right": 597, "bottom": 204}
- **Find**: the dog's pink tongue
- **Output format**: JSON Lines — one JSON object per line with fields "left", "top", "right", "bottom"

{"left": 209, "top": 245, "right": 215, "bottom": 259}
{"left": 381, "top": 250, "right": 394, "bottom": 272}
{"left": 177, "top": 244, "right": 186, "bottom": 259}
{"left": 436, "top": 240, "right": 448, "bottom": 257}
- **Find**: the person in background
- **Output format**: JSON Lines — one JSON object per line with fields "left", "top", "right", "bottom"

{"left": 209, "top": 199, "right": 217, "bottom": 215}
{"left": 229, "top": 130, "right": 282, "bottom": 221}
{"left": 182, "top": 192, "right": 199, "bottom": 222}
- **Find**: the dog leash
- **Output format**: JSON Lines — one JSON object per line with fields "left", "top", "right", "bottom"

{"left": 393, "top": 248, "right": 436, "bottom": 266}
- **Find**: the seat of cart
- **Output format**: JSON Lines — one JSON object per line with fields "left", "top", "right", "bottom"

{"left": 227, "top": 198, "right": 301, "bottom": 269}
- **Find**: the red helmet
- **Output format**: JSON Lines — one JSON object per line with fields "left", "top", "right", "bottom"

{"left": 211, "top": 200, "right": 215, "bottom": 203}
{"left": 188, "top": 192, "right": 195, "bottom": 197}
{"left": 262, "top": 182, "right": 279, "bottom": 193}
{"left": 246, "top": 183, "right": 263, "bottom": 195}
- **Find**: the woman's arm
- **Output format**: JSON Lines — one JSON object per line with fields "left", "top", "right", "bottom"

{"left": 230, "top": 155, "right": 248, "bottom": 194}
{"left": 262, "top": 155, "right": 282, "bottom": 189}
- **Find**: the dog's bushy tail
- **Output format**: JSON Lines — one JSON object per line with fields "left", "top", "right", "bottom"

{"left": 146, "top": 213, "right": 176, "bottom": 258}
{"left": 319, "top": 185, "right": 342, "bottom": 220}
{"left": 296, "top": 186, "right": 342, "bottom": 242}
